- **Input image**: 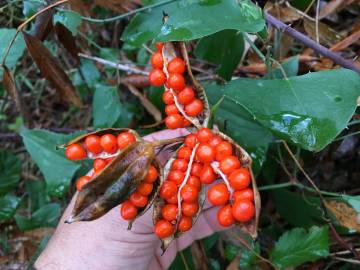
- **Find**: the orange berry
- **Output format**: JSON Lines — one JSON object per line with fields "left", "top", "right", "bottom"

{"left": 66, "top": 144, "right": 87, "bottom": 160}
{"left": 129, "top": 192, "right": 148, "bottom": 208}
{"left": 117, "top": 132, "right": 136, "bottom": 150}
{"left": 120, "top": 201, "right": 138, "bottom": 220}
{"left": 149, "top": 69, "right": 166, "bottom": 87}
{"left": 84, "top": 135, "right": 102, "bottom": 154}
{"left": 232, "top": 200, "right": 255, "bottom": 222}
{"left": 178, "top": 216, "right": 192, "bottom": 232}
{"left": 217, "top": 204, "right": 235, "bottom": 227}
{"left": 100, "top": 134, "right": 118, "bottom": 154}
{"left": 165, "top": 114, "right": 183, "bottom": 129}
{"left": 168, "top": 57, "right": 186, "bottom": 74}
{"left": 144, "top": 165, "right": 158, "bottom": 183}
{"left": 184, "top": 99, "right": 203, "bottom": 116}
{"left": 219, "top": 156, "right": 240, "bottom": 174}
{"left": 151, "top": 52, "right": 164, "bottom": 69}
{"left": 154, "top": 219, "right": 174, "bottom": 238}
{"left": 136, "top": 182, "right": 153, "bottom": 196}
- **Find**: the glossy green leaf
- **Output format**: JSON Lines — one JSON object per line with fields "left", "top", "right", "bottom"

{"left": 264, "top": 56, "right": 299, "bottom": 79}
{"left": 93, "top": 84, "right": 133, "bottom": 128}
{"left": 224, "top": 244, "right": 239, "bottom": 261}
{"left": 207, "top": 69, "right": 360, "bottom": 151}
{"left": 195, "top": 30, "right": 244, "bottom": 80}
{"left": 0, "top": 150, "right": 21, "bottom": 195}
{"left": 20, "top": 128, "right": 84, "bottom": 197}
{"left": 23, "top": 0, "right": 44, "bottom": 18}
{"left": 0, "top": 28, "right": 26, "bottom": 78}
{"left": 122, "top": 0, "right": 265, "bottom": 47}
{"left": 15, "top": 203, "right": 61, "bottom": 231}
{"left": 270, "top": 226, "right": 329, "bottom": 269}
{"left": 0, "top": 195, "right": 21, "bottom": 223}
{"left": 79, "top": 59, "right": 100, "bottom": 87}
{"left": 206, "top": 84, "right": 273, "bottom": 173}
{"left": 169, "top": 247, "right": 195, "bottom": 270}
{"left": 53, "top": 10, "right": 81, "bottom": 36}
{"left": 202, "top": 233, "right": 219, "bottom": 253}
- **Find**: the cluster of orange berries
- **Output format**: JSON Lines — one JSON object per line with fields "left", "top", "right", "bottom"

{"left": 120, "top": 165, "right": 159, "bottom": 221}
{"left": 65, "top": 131, "right": 137, "bottom": 191}
{"left": 154, "top": 128, "right": 255, "bottom": 238}
{"left": 148, "top": 43, "right": 204, "bottom": 129}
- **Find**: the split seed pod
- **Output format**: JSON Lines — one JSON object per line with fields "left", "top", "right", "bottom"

{"left": 62, "top": 128, "right": 181, "bottom": 227}
{"left": 162, "top": 42, "right": 210, "bottom": 129}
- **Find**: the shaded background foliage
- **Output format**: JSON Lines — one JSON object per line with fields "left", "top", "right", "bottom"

{"left": 0, "top": 0, "right": 359, "bottom": 269}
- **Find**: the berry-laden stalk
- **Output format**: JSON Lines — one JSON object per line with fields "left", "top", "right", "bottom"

{"left": 148, "top": 42, "right": 210, "bottom": 130}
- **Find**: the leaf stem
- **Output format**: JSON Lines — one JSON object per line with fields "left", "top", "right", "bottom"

{"left": 80, "top": 0, "right": 178, "bottom": 24}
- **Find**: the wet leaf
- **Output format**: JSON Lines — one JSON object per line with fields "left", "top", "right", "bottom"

{"left": 15, "top": 203, "right": 61, "bottom": 231}
{"left": 206, "top": 69, "right": 360, "bottom": 151}
{"left": 0, "top": 28, "right": 26, "bottom": 78}
{"left": 0, "top": 150, "right": 21, "bottom": 195}
{"left": 0, "top": 195, "right": 22, "bottom": 223}
{"left": 20, "top": 128, "right": 84, "bottom": 197}
{"left": 195, "top": 30, "right": 244, "bottom": 81}
{"left": 122, "top": 0, "right": 265, "bottom": 47}
{"left": 22, "top": 31, "right": 84, "bottom": 108}
{"left": 270, "top": 226, "right": 329, "bottom": 269}
{"left": 325, "top": 199, "right": 360, "bottom": 232}
{"left": 53, "top": 10, "right": 81, "bottom": 36}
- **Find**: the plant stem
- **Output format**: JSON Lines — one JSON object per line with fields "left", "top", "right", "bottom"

{"left": 81, "top": 0, "right": 177, "bottom": 24}
{"left": 265, "top": 13, "right": 360, "bottom": 74}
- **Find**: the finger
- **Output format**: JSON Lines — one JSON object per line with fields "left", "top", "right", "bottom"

{"left": 155, "top": 206, "right": 227, "bottom": 269}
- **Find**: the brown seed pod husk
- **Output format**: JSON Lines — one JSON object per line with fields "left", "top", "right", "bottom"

{"left": 213, "top": 131, "right": 261, "bottom": 239}
{"left": 162, "top": 42, "right": 210, "bottom": 129}
{"left": 66, "top": 141, "right": 155, "bottom": 223}
{"left": 60, "top": 128, "right": 141, "bottom": 160}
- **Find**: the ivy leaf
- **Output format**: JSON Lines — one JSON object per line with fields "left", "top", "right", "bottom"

{"left": 53, "top": 10, "right": 81, "bottom": 36}
{"left": 0, "top": 150, "right": 21, "bottom": 195}
{"left": 0, "top": 28, "right": 26, "bottom": 78}
{"left": 207, "top": 69, "right": 360, "bottom": 151}
{"left": 15, "top": 203, "right": 61, "bottom": 231}
{"left": 20, "top": 128, "right": 84, "bottom": 197}
{"left": 195, "top": 30, "right": 244, "bottom": 81}
{"left": 0, "top": 195, "right": 22, "bottom": 223}
{"left": 122, "top": 0, "right": 265, "bottom": 47}
{"left": 270, "top": 226, "right": 329, "bottom": 269}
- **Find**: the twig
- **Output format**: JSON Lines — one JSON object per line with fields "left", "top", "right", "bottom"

{"left": 80, "top": 0, "right": 177, "bottom": 24}
{"left": 78, "top": 53, "right": 149, "bottom": 75}
{"left": 265, "top": 12, "right": 360, "bottom": 74}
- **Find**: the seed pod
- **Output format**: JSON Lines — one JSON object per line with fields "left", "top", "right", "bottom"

{"left": 161, "top": 42, "right": 210, "bottom": 129}
{"left": 66, "top": 141, "right": 155, "bottom": 223}
{"left": 153, "top": 142, "right": 206, "bottom": 251}
{"left": 60, "top": 128, "right": 140, "bottom": 160}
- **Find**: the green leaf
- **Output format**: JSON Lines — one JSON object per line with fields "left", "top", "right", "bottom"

{"left": 270, "top": 226, "right": 329, "bottom": 269}
{"left": 20, "top": 128, "right": 84, "bottom": 197}
{"left": 93, "top": 84, "right": 132, "bottom": 128}
{"left": 0, "top": 28, "right": 26, "bottom": 77}
{"left": 207, "top": 69, "right": 360, "bottom": 151}
{"left": 25, "top": 180, "right": 49, "bottom": 212}
{"left": 271, "top": 189, "right": 323, "bottom": 228}
{"left": 202, "top": 233, "right": 219, "bottom": 253}
{"left": 0, "top": 195, "right": 21, "bottom": 223}
{"left": 0, "top": 150, "right": 21, "bottom": 195}
{"left": 169, "top": 247, "right": 195, "bottom": 270}
{"left": 206, "top": 84, "right": 273, "bottom": 174}
{"left": 23, "top": 0, "right": 44, "bottom": 18}
{"left": 264, "top": 56, "right": 299, "bottom": 79}
{"left": 122, "top": 0, "right": 265, "bottom": 47}
{"left": 15, "top": 203, "right": 61, "bottom": 231}
{"left": 195, "top": 30, "right": 244, "bottom": 80}
{"left": 239, "top": 242, "right": 261, "bottom": 270}
{"left": 53, "top": 10, "right": 81, "bottom": 36}
{"left": 79, "top": 59, "right": 101, "bottom": 87}
{"left": 224, "top": 244, "right": 240, "bottom": 261}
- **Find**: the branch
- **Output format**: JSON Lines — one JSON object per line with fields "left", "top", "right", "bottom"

{"left": 78, "top": 53, "right": 149, "bottom": 75}
{"left": 265, "top": 13, "right": 360, "bottom": 74}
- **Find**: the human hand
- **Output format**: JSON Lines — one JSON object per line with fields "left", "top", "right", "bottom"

{"left": 35, "top": 129, "right": 224, "bottom": 270}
